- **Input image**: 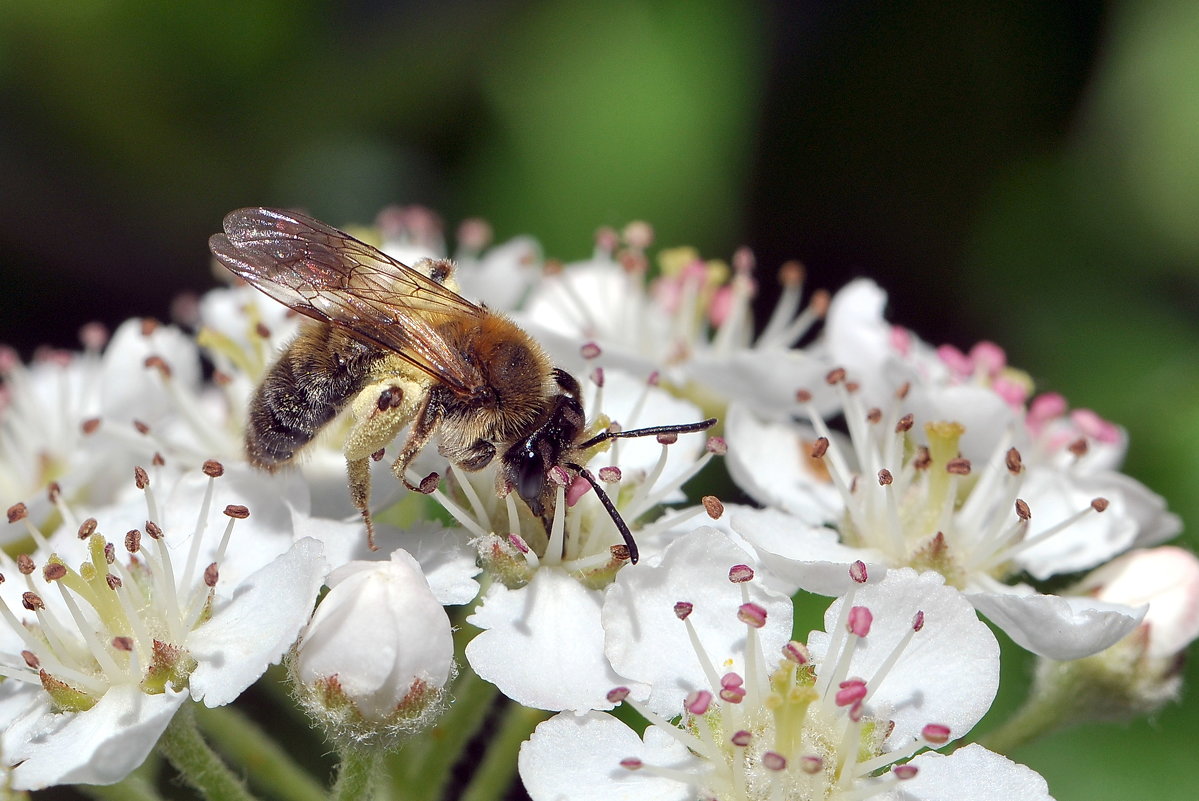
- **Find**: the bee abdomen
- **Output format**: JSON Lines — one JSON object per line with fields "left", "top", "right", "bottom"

{"left": 246, "top": 324, "right": 378, "bottom": 469}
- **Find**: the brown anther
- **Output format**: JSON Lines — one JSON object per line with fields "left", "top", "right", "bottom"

{"left": 145, "top": 521, "right": 163, "bottom": 539}
{"left": 47, "top": 482, "right": 62, "bottom": 502}
{"left": 152, "top": 452, "right": 166, "bottom": 467}
{"left": 134, "top": 466, "right": 150, "bottom": 490}
{"left": 140, "top": 318, "right": 160, "bottom": 336}
{"left": 598, "top": 466, "right": 622, "bottom": 483}
{"left": 912, "top": 447, "right": 932, "bottom": 470}
{"left": 1068, "top": 438, "right": 1088, "bottom": 457}
{"left": 895, "top": 414, "right": 914, "bottom": 433}
{"left": 42, "top": 563, "right": 67, "bottom": 582}
{"left": 778, "top": 260, "right": 805, "bottom": 287}
{"left": 106, "top": 573, "right": 122, "bottom": 590}
{"left": 81, "top": 417, "right": 102, "bottom": 435}
{"left": 618, "top": 250, "right": 648, "bottom": 274}
{"left": 946, "top": 458, "right": 971, "bottom": 475}
{"left": 255, "top": 322, "right": 271, "bottom": 339}
{"left": 845, "top": 381, "right": 860, "bottom": 393}
{"left": 729, "top": 564, "right": 754, "bottom": 583}
{"left": 112, "top": 636, "right": 134, "bottom": 652}
{"left": 223, "top": 504, "right": 250, "bottom": 519}
{"left": 674, "top": 601, "right": 694, "bottom": 620}
{"left": 202, "top": 459, "right": 225, "bottom": 478}
{"left": 610, "top": 544, "right": 632, "bottom": 562}
{"left": 795, "top": 389, "right": 813, "bottom": 403}
{"left": 417, "top": 473, "right": 441, "bottom": 494}
{"left": 21, "top": 650, "right": 40, "bottom": 669}
{"left": 809, "top": 288, "right": 830, "bottom": 317}
{"left": 17, "top": 554, "right": 35, "bottom": 575}
{"left": 542, "top": 258, "right": 564, "bottom": 276}
{"left": 580, "top": 342, "right": 602, "bottom": 360}
{"left": 702, "top": 495, "right": 724, "bottom": 519}
{"left": 706, "top": 437, "right": 728, "bottom": 455}
{"left": 6, "top": 503, "right": 27, "bottom": 523}
{"left": 1091, "top": 498, "right": 1110, "bottom": 513}
{"left": 77, "top": 518, "right": 98, "bottom": 539}
{"left": 204, "top": 562, "right": 219, "bottom": 587}
{"left": 1005, "top": 447, "right": 1024, "bottom": 474}
{"left": 21, "top": 591, "right": 44, "bottom": 611}
{"left": 213, "top": 369, "right": 233, "bottom": 386}
{"left": 732, "top": 245, "right": 755, "bottom": 274}
{"left": 1015, "top": 499, "right": 1031, "bottom": 520}
{"left": 878, "top": 469, "right": 894, "bottom": 486}
{"left": 143, "top": 355, "right": 172, "bottom": 378}
{"left": 810, "top": 437, "right": 830, "bottom": 459}
{"left": 623, "top": 220, "right": 655, "bottom": 250}
{"left": 656, "top": 432, "right": 679, "bottom": 445}
{"left": 825, "top": 367, "right": 847, "bottom": 385}
{"left": 371, "top": 448, "right": 385, "bottom": 462}
{"left": 866, "top": 408, "right": 882, "bottom": 424}
{"left": 133, "top": 419, "right": 150, "bottom": 435}
{"left": 125, "top": 529, "right": 141, "bottom": 553}
{"left": 104, "top": 542, "right": 115, "bottom": 564}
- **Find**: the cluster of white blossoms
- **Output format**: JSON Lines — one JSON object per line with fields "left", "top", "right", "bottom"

{"left": 0, "top": 207, "right": 1196, "bottom": 800}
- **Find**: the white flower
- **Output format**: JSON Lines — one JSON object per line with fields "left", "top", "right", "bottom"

{"left": 460, "top": 370, "right": 721, "bottom": 710}
{"left": 521, "top": 544, "right": 1038, "bottom": 801}
{"left": 0, "top": 319, "right": 203, "bottom": 537}
{"left": 377, "top": 205, "right": 543, "bottom": 312}
{"left": 292, "top": 548, "right": 454, "bottom": 743}
{"left": 518, "top": 231, "right": 830, "bottom": 419}
{"left": 725, "top": 279, "right": 1173, "bottom": 659}
{"left": 0, "top": 463, "right": 326, "bottom": 789}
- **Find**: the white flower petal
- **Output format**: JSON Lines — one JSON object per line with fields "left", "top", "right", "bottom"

{"left": 603, "top": 527, "right": 793, "bottom": 718}
{"left": 466, "top": 570, "right": 630, "bottom": 711}
{"left": 1016, "top": 468, "right": 1142, "bottom": 579}
{"left": 189, "top": 537, "right": 327, "bottom": 706}
{"left": 724, "top": 403, "right": 841, "bottom": 525}
{"left": 808, "top": 570, "right": 999, "bottom": 745}
{"left": 897, "top": 744, "right": 1055, "bottom": 801}
{"left": 519, "top": 712, "right": 697, "bottom": 801}
{"left": 1076, "top": 546, "right": 1199, "bottom": 659}
{"left": 729, "top": 505, "right": 888, "bottom": 596}
{"left": 297, "top": 549, "right": 452, "bottom": 720}
{"left": 6, "top": 685, "right": 186, "bottom": 790}
{"left": 968, "top": 588, "right": 1145, "bottom": 660}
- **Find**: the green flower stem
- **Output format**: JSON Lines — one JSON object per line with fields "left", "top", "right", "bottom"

{"left": 979, "top": 661, "right": 1082, "bottom": 754}
{"left": 332, "top": 745, "right": 382, "bottom": 801}
{"left": 387, "top": 617, "right": 498, "bottom": 801}
{"left": 80, "top": 774, "right": 164, "bottom": 801}
{"left": 157, "top": 704, "right": 259, "bottom": 801}
{"left": 460, "top": 701, "right": 549, "bottom": 801}
{"left": 194, "top": 703, "right": 327, "bottom": 801}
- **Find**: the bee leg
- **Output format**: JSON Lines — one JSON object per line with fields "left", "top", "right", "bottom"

{"left": 391, "top": 397, "right": 443, "bottom": 494}
{"left": 346, "top": 456, "right": 378, "bottom": 550}
{"left": 439, "top": 439, "right": 496, "bottom": 472}
{"left": 344, "top": 378, "right": 424, "bottom": 550}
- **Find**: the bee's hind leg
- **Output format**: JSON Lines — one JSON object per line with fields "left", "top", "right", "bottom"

{"left": 344, "top": 377, "right": 424, "bottom": 550}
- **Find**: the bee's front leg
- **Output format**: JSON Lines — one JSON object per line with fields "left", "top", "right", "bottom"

{"left": 344, "top": 376, "right": 425, "bottom": 550}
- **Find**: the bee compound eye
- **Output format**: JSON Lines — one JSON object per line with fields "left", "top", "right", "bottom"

{"left": 512, "top": 443, "right": 546, "bottom": 515}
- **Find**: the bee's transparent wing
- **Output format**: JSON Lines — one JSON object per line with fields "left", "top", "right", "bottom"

{"left": 210, "top": 207, "right": 485, "bottom": 395}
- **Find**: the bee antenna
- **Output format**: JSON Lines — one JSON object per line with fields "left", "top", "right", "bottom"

{"left": 565, "top": 463, "right": 639, "bottom": 565}
{"left": 576, "top": 417, "right": 717, "bottom": 450}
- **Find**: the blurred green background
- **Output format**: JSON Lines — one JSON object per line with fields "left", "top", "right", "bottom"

{"left": 3, "top": 1, "right": 1197, "bottom": 799}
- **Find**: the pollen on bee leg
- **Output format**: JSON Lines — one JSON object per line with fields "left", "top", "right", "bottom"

{"left": 346, "top": 457, "right": 378, "bottom": 551}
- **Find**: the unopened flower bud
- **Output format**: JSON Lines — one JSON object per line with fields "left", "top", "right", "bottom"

{"left": 291, "top": 549, "right": 454, "bottom": 744}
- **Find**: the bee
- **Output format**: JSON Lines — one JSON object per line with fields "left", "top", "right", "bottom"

{"left": 209, "top": 207, "right": 715, "bottom": 561}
